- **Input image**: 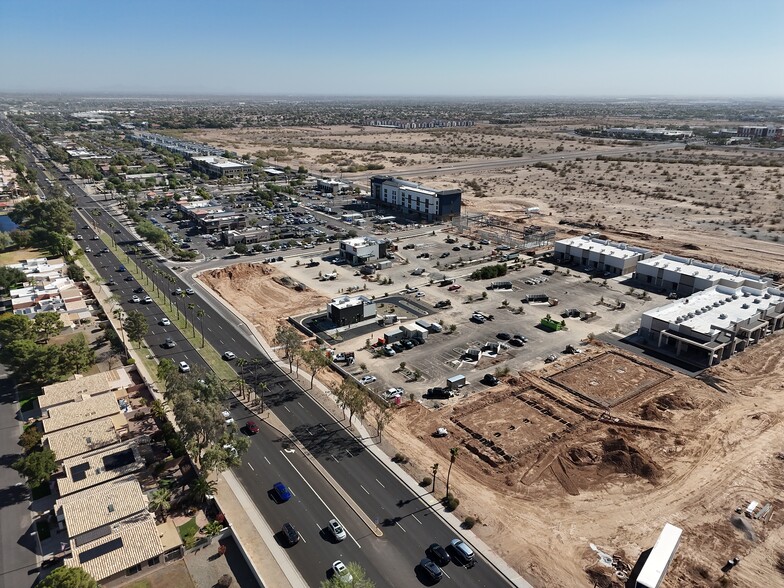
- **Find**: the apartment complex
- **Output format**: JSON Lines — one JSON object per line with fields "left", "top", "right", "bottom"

{"left": 554, "top": 235, "right": 653, "bottom": 276}
{"left": 369, "top": 176, "right": 462, "bottom": 222}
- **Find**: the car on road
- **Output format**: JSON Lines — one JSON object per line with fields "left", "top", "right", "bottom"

{"left": 222, "top": 351, "right": 236, "bottom": 360}
{"left": 106, "top": 279, "right": 117, "bottom": 286}
{"left": 328, "top": 518, "right": 347, "bottom": 542}
{"left": 448, "top": 284, "right": 462, "bottom": 291}
{"left": 163, "top": 338, "right": 176, "bottom": 349}
{"left": 427, "top": 543, "right": 451, "bottom": 566}
{"left": 185, "top": 288, "right": 195, "bottom": 295}
{"left": 282, "top": 522, "right": 300, "bottom": 546}
{"left": 481, "top": 373, "right": 499, "bottom": 386}
{"left": 245, "top": 420, "right": 259, "bottom": 435}
{"left": 359, "top": 375, "right": 377, "bottom": 385}
{"left": 420, "top": 558, "right": 443, "bottom": 582}
{"left": 450, "top": 538, "right": 475, "bottom": 564}
{"left": 178, "top": 361, "right": 190, "bottom": 373}
{"left": 91, "top": 235, "right": 100, "bottom": 240}
{"left": 142, "top": 296, "right": 153, "bottom": 304}
{"left": 84, "top": 247, "right": 91, "bottom": 253}
{"left": 134, "top": 287, "right": 145, "bottom": 294}
{"left": 415, "top": 291, "right": 426, "bottom": 298}
{"left": 102, "top": 247, "right": 109, "bottom": 253}
{"left": 331, "top": 560, "right": 352, "bottom": 583}
{"left": 160, "top": 318, "right": 171, "bottom": 326}
{"left": 130, "top": 295, "right": 140, "bottom": 303}
{"left": 221, "top": 410, "right": 235, "bottom": 425}
{"left": 116, "top": 266, "right": 126, "bottom": 273}
{"left": 273, "top": 482, "right": 292, "bottom": 502}
{"left": 124, "top": 276, "right": 134, "bottom": 282}
{"left": 114, "top": 229, "right": 121, "bottom": 234}
{"left": 173, "top": 288, "right": 183, "bottom": 295}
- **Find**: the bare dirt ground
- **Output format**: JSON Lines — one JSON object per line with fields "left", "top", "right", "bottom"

{"left": 383, "top": 338, "right": 784, "bottom": 587}
{"left": 197, "top": 263, "right": 328, "bottom": 342}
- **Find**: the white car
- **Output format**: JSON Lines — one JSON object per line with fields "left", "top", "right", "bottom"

{"left": 84, "top": 247, "right": 92, "bottom": 253}
{"left": 185, "top": 288, "right": 195, "bottom": 295}
{"left": 328, "top": 518, "right": 347, "bottom": 542}
{"left": 221, "top": 410, "right": 235, "bottom": 425}
{"left": 222, "top": 351, "right": 236, "bottom": 361}
{"left": 143, "top": 296, "right": 153, "bottom": 304}
{"left": 385, "top": 387, "right": 404, "bottom": 400}
{"left": 359, "top": 375, "right": 377, "bottom": 385}
{"left": 130, "top": 295, "right": 140, "bottom": 303}
{"left": 178, "top": 361, "right": 190, "bottom": 373}
{"left": 331, "top": 561, "right": 352, "bottom": 584}
{"left": 160, "top": 318, "right": 171, "bottom": 326}
{"left": 415, "top": 291, "right": 426, "bottom": 298}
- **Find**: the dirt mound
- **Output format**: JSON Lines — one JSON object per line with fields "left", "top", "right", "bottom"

{"left": 567, "top": 446, "right": 599, "bottom": 465}
{"left": 206, "top": 263, "right": 273, "bottom": 282}
{"left": 655, "top": 392, "right": 696, "bottom": 410}
{"left": 601, "top": 436, "right": 661, "bottom": 483}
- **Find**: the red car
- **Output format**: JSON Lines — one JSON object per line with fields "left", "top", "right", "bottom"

{"left": 245, "top": 420, "right": 259, "bottom": 435}
{"left": 448, "top": 284, "right": 462, "bottom": 291}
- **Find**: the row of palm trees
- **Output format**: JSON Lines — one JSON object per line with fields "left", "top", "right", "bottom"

{"left": 234, "top": 357, "right": 268, "bottom": 410}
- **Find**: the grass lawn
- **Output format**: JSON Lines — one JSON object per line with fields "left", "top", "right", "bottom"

{"left": 177, "top": 517, "right": 199, "bottom": 543}
{"left": 18, "top": 394, "right": 38, "bottom": 413}
{"left": 17, "top": 384, "right": 40, "bottom": 414}
{"left": 0, "top": 247, "right": 44, "bottom": 266}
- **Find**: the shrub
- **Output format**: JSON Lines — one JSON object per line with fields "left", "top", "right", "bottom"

{"left": 420, "top": 477, "right": 432, "bottom": 488}
{"left": 444, "top": 493, "right": 460, "bottom": 511}
{"left": 463, "top": 516, "right": 476, "bottom": 529}
{"left": 392, "top": 453, "right": 408, "bottom": 464}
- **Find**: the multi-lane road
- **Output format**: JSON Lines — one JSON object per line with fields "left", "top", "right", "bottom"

{"left": 0, "top": 117, "right": 522, "bottom": 587}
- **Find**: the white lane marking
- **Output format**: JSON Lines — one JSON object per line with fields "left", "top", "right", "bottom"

{"left": 330, "top": 454, "right": 339, "bottom": 463}
{"left": 360, "top": 485, "right": 370, "bottom": 495}
{"left": 297, "top": 402, "right": 304, "bottom": 409}
{"left": 218, "top": 339, "right": 225, "bottom": 345}
{"left": 345, "top": 449, "right": 353, "bottom": 458}
{"left": 299, "top": 533, "right": 307, "bottom": 544}
{"left": 442, "top": 568, "right": 451, "bottom": 579}
{"left": 412, "top": 514, "right": 423, "bottom": 525}
{"left": 397, "top": 522, "right": 407, "bottom": 533}
{"left": 207, "top": 327, "right": 213, "bottom": 333}
{"left": 247, "top": 463, "right": 254, "bottom": 471}
{"left": 263, "top": 456, "right": 270, "bottom": 465}
{"left": 375, "top": 478, "right": 385, "bottom": 488}
{"left": 279, "top": 451, "right": 361, "bottom": 549}
{"left": 319, "top": 424, "right": 327, "bottom": 431}
{"left": 284, "top": 406, "right": 291, "bottom": 413}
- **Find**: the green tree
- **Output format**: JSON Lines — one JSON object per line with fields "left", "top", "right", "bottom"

{"left": 12, "top": 448, "right": 57, "bottom": 486}
{"left": 0, "top": 313, "right": 33, "bottom": 347}
{"left": 149, "top": 487, "right": 172, "bottom": 520}
{"left": 302, "top": 348, "right": 330, "bottom": 389}
{"left": 66, "top": 263, "right": 85, "bottom": 282}
{"left": 0, "top": 266, "right": 26, "bottom": 295}
{"left": 203, "top": 520, "right": 224, "bottom": 536}
{"left": 59, "top": 334, "right": 95, "bottom": 373}
{"left": 18, "top": 426, "right": 43, "bottom": 452}
{"left": 0, "top": 231, "right": 12, "bottom": 251}
{"left": 123, "top": 309, "right": 148, "bottom": 346}
{"left": 274, "top": 325, "right": 303, "bottom": 373}
{"left": 33, "top": 312, "right": 63, "bottom": 342}
{"left": 320, "top": 561, "right": 375, "bottom": 588}
{"left": 233, "top": 243, "right": 248, "bottom": 254}
{"left": 37, "top": 566, "right": 98, "bottom": 588}
{"left": 371, "top": 404, "right": 395, "bottom": 440}
{"left": 157, "top": 358, "right": 177, "bottom": 386}
{"left": 188, "top": 475, "right": 217, "bottom": 504}
{"left": 446, "top": 446, "right": 460, "bottom": 499}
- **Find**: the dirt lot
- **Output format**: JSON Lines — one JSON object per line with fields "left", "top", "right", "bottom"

{"left": 182, "top": 124, "right": 784, "bottom": 275}
{"left": 197, "top": 262, "right": 328, "bottom": 341}
{"left": 383, "top": 338, "right": 784, "bottom": 587}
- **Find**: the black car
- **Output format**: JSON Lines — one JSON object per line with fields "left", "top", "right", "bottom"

{"left": 391, "top": 342, "right": 404, "bottom": 353}
{"left": 481, "top": 374, "right": 499, "bottom": 386}
{"left": 282, "top": 523, "right": 300, "bottom": 546}
{"left": 497, "top": 332, "right": 512, "bottom": 340}
{"left": 123, "top": 276, "right": 134, "bottom": 282}
{"left": 440, "top": 252, "right": 450, "bottom": 258}
{"left": 134, "top": 287, "right": 145, "bottom": 294}
{"left": 452, "top": 246, "right": 461, "bottom": 252}
{"left": 401, "top": 339, "right": 415, "bottom": 350}
{"left": 420, "top": 558, "right": 443, "bottom": 582}
{"left": 513, "top": 334, "right": 528, "bottom": 342}
{"left": 427, "top": 387, "right": 454, "bottom": 399}
{"left": 106, "top": 280, "right": 117, "bottom": 286}
{"left": 427, "top": 543, "right": 451, "bottom": 566}
{"left": 508, "top": 338, "right": 524, "bottom": 347}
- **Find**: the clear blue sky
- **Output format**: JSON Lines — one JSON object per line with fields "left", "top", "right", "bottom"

{"left": 2, "top": 0, "right": 782, "bottom": 97}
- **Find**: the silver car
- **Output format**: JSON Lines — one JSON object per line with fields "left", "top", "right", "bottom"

{"left": 328, "top": 518, "right": 346, "bottom": 542}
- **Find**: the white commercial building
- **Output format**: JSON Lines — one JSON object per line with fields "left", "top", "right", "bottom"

{"left": 191, "top": 155, "right": 252, "bottom": 179}
{"left": 339, "top": 236, "right": 388, "bottom": 266}
{"left": 639, "top": 285, "right": 784, "bottom": 367}
{"left": 370, "top": 176, "right": 462, "bottom": 221}
{"left": 634, "top": 254, "right": 770, "bottom": 296}
{"left": 554, "top": 235, "right": 652, "bottom": 276}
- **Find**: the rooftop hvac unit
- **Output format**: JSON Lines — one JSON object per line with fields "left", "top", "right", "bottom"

{"left": 742, "top": 303, "right": 749, "bottom": 309}
{"left": 675, "top": 317, "right": 682, "bottom": 323}
{"left": 743, "top": 292, "right": 750, "bottom": 297}
{"left": 725, "top": 297, "right": 732, "bottom": 302}
{"left": 719, "top": 314, "right": 728, "bottom": 319}
{"left": 695, "top": 310, "right": 702, "bottom": 315}
{"left": 764, "top": 293, "right": 771, "bottom": 299}
{"left": 754, "top": 298, "right": 761, "bottom": 303}
{"left": 688, "top": 312, "right": 695, "bottom": 318}
{"left": 733, "top": 295, "right": 739, "bottom": 300}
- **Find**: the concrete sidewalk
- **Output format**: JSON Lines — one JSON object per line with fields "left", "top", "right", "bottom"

{"left": 186, "top": 270, "right": 535, "bottom": 588}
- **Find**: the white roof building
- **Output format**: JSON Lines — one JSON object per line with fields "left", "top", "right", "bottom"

{"left": 554, "top": 235, "right": 652, "bottom": 275}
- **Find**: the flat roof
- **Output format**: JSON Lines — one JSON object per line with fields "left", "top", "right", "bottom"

{"left": 56, "top": 477, "right": 148, "bottom": 538}
{"left": 637, "top": 254, "right": 768, "bottom": 287}
{"left": 644, "top": 285, "right": 784, "bottom": 336}
{"left": 40, "top": 369, "right": 132, "bottom": 411}
{"left": 330, "top": 295, "right": 373, "bottom": 309}
{"left": 56, "top": 439, "right": 146, "bottom": 496}
{"left": 556, "top": 235, "right": 651, "bottom": 259}
{"left": 636, "top": 523, "right": 682, "bottom": 587}
{"left": 64, "top": 513, "right": 164, "bottom": 582}
{"left": 341, "top": 236, "right": 380, "bottom": 247}
{"left": 42, "top": 393, "right": 122, "bottom": 433}
{"left": 44, "top": 417, "right": 121, "bottom": 462}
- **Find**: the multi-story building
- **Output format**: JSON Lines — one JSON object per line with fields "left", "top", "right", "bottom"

{"left": 554, "top": 235, "right": 653, "bottom": 276}
{"left": 369, "top": 176, "right": 462, "bottom": 222}
{"left": 191, "top": 155, "right": 252, "bottom": 179}
{"left": 339, "top": 236, "right": 388, "bottom": 265}
{"left": 736, "top": 126, "right": 784, "bottom": 140}
{"left": 128, "top": 132, "right": 224, "bottom": 158}
{"left": 638, "top": 285, "right": 784, "bottom": 367}
{"left": 327, "top": 295, "right": 377, "bottom": 327}
{"left": 634, "top": 254, "right": 770, "bottom": 297}
{"left": 317, "top": 178, "right": 351, "bottom": 194}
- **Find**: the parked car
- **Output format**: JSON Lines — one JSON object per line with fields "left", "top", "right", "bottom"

{"left": 328, "top": 519, "right": 347, "bottom": 542}
{"left": 178, "top": 361, "right": 190, "bottom": 373}
{"left": 401, "top": 339, "right": 415, "bottom": 350}
{"left": 427, "top": 543, "right": 451, "bottom": 566}
{"left": 359, "top": 375, "right": 376, "bottom": 385}
{"left": 440, "top": 252, "right": 450, "bottom": 258}
{"left": 497, "top": 332, "right": 511, "bottom": 340}
{"left": 508, "top": 338, "right": 524, "bottom": 347}
{"left": 447, "top": 284, "right": 461, "bottom": 291}
{"left": 513, "top": 334, "right": 528, "bottom": 343}
{"left": 273, "top": 482, "right": 292, "bottom": 502}
{"left": 221, "top": 410, "right": 235, "bottom": 425}
{"left": 481, "top": 373, "right": 499, "bottom": 386}
{"left": 420, "top": 558, "right": 443, "bottom": 582}
{"left": 427, "top": 387, "right": 454, "bottom": 399}
{"left": 391, "top": 342, "right": 404, "bottom": 353}
{"left": 434, "top": 427, "right": 449, "bottom": 437}
{"left": 282, "top": 522, "right": 300, "bottom": 546}
{"left": 384, "top": 388, "right": 404, "bottom": 400}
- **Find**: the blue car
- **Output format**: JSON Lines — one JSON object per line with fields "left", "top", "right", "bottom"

{"left": 273, "top": 482, "right": 292, "bottom": 502}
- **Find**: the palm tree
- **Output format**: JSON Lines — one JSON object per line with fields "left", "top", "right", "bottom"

{"left": 149, "top": 487, "right": 172, "bottom": 521}
{"left": 150, "top": 399, "right": 167, "bottom": 420}
{"left": 446, "top": 447, "right": 460, "bottom": 498}
{"left": 196, "top": 308, "right": 205, "bottom": 347}
{"left": 187, "top": 303, "right": 196, "bottom": 336}
{"left": 188, "top": 475, "right": 217, "bottom": 505}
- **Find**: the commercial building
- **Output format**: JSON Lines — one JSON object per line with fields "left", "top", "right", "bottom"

{"left": 327, "top": 295, "right": 377, "bottom": 326}
{"left": 129, "top": 132, "right": 223, "bottom": 158}
{"left": 639, "top": 285, "right": 784, "bottom": 367}
{"left": 634, "top": 254, "right": 770, "bottom": 297}
{"left": 339, "top": 236, "right": 388, "bottom": 265}
{"left": 191, "top": 155, "right": 252, "bottom": 179}
{"left": 57, "top": 478, "right": 182, "bottom": 583}
{"left": 554, "top": 235, "right": 653, "bottom": 276}
{"left": 370, "top": 176, "right": 462, "bottom": 222}
{"left": 317, "top": 178, "right": 351, "bottom": 194}
{"left": 736, "top": 126, "right": 784, "bottom": 140}
{"left": 222, "top": 226, "right": 270, "bottom": 246}
{"left": 635, "top": 523, "right": 682, "bottom": 588}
